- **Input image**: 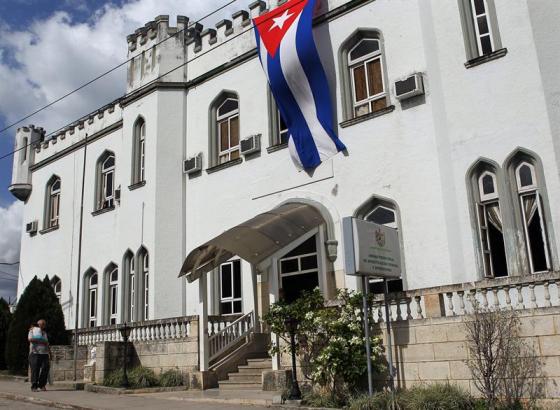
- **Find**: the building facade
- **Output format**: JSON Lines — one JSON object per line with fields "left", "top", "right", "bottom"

{"left": 9, "top": 0, "right": 560, "bottom": 332}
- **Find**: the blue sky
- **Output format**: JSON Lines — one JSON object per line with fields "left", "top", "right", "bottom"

{"left": 0, "top": 0, "right": 254, "bottom": 300}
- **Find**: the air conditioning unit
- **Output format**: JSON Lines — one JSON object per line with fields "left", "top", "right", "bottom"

{"left": 240, "top": 134, "right": 261, "bottom": 156}
{"left": 115, "top": 186, "right": 121, "bottom": 203}
{"left": 26, "top": 220, "right": 38, "bottom": 234}
{"left": 183, "top": 153, "right": 202, "bottom": 174}
{"left": 394, "top": 73, "right": 424, "bottom": 100}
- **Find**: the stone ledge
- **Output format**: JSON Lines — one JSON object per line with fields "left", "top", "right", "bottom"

{"left": 85, "top": 384, "right": 186, "bottom": 395}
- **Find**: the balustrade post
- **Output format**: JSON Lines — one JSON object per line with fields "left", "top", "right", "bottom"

{"left": 457, "top": 291, "right": 466, "bottom": 315}
{"left": 492, "top": 288, "right": 499, "bottom": 309}
{"left": 504, "top": 286, "right": 512, "bottom": 309}
{"left": 544, "top": 281, "right": 552, "bottom": 307}
{"left": 414, "top": 296, "right": 423, "bottom": 319}
{"left": 529, "top": 284, "right": 537, "bottom": 309}
{"left": 516, "top": 285, "right": 525, "bottom": 309}
{"left": 446, "top": 292, "right": 454, "bottom": 316}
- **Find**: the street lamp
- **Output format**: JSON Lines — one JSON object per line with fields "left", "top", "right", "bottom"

{"left": 118, "top": 323, "right": 131, "bottom": 389}
{"left": 284, "top": 316, "right": 302, "bottom": 401}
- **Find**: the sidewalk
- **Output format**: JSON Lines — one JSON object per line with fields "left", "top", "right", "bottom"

{"left": 0, "top": 379, "right": 278, "bottom": 409}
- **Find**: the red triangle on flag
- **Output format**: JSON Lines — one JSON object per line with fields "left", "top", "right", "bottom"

{"left": 253, "top": 0, "right": 309, "bottom": 58}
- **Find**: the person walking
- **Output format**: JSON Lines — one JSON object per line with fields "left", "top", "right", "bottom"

{"left": 28, "top": 319, "right": 50, "bottom": 392}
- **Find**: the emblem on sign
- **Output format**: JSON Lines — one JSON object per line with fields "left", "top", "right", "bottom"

{"left": 375, "top": 228, "right": 386, "bottom": 247}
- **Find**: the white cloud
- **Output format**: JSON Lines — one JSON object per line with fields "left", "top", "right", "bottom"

{"left": 0, "top": 0, "right": 253, "bottom": 136}
{"left": 0, "top": 201, "right": 23, "bottom": 301}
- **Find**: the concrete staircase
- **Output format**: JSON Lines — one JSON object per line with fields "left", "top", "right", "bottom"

{"left": 218, "top": 356, "right": 272, "bottom": 390}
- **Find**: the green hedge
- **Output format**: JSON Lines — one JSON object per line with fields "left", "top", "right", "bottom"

{"left": 103, "top": 366, "right": 183, "bottom": 389}
{"left": 0, "top": 298, "right": 12, "bottom": 370}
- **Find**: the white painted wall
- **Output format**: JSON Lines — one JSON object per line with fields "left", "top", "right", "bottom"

{"left": 12, "top": 0, "right": 560, "bottom": 328}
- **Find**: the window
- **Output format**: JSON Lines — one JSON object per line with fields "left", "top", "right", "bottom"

{"left": 268, "top": 89, "right": 289, "bottom": 148}
{"left": 123, "top": 251, "right": 136, "bottom": 322}
{"left": 279, "top": 236, "right": 320, "bottom": 303}
{"left": 217, "top": 98, "right": 240, "bottom": 164}
{"left": 104, "top": 265, "right": 118, "bottom": 325}
{"left": 96, "top": 152, "right": 116, "bottom": 210}
{"left": 458, "top": 0, "right": 502, "bottom": 60}
{"left": 360, "top": 201, "right": 404, "bottom": 293}
{"left": 348, "top": 38, "right": 387, "bottom": 118}
{"left": 45, "top": 176, "right": 61, "bottom": 229}
{"left": 51, "top": 277, "right": 61, "bottom": 302}
{"left": 132, "top": 118, "right": 146, "bottom": 185}
{"left": 219, "top": 260, "right": 242, "bottom": 315}
{"left": 514, "top": 161, "right": 550, "bottom": 273}
{"left": 143, "top": 253, "right": 149, "bottom": 320}
{"left": 277, "top": 111, "right": 289, "bottom": 145}
{"left": 87, "top": 272, "right": 98, "bottom": 328}
{"left": 209, "top": 92, "right": 240, "bottom": 167}
{"left": 130, "top": 258, "right": 136, "bottom": 322}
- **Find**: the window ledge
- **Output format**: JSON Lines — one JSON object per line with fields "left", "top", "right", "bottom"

{"left": 267, "top": 143, "right": 288, "bottom": 154}
{"left": 339, "top": 105, "right": 395, "bottom": 129}
{"left": 465, "top": 48, "right": 508, "bottom": 69}
{"left": 39, "top": 225, "right": 59, "bottom": 235}
{"left": 206, "top": 158, "right": 243, "bottom": 174}
{"left": 128, "top": 180, "right": 146, "bottom": 191}
{"left": 92, "top": 206, "right": 115, "bottom": 216}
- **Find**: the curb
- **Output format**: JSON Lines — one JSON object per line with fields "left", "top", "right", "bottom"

{"left": 0, "top": 391, "right": 98, "bottom": 410}
{"left": 85, "top": 384, "right": 187, "bottom": 395}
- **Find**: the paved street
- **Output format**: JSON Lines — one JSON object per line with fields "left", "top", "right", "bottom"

{"left": 0, "top": 380, "right": 278, "bottom": 409}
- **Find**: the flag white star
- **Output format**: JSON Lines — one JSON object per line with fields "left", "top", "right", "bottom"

{"left": 269, "top": 9, "right": 294, "bottom": 31}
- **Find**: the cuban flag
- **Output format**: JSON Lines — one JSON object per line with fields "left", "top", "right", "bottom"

{"left": 253, "top": 0, "right": 346, "bottom": 170}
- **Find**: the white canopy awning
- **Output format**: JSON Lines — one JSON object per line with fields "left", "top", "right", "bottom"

{"left": 179, "top": 203, "right": 325, "bottom": 283}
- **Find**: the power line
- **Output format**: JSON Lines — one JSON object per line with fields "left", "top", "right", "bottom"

{"left": 0, "top": 2, "right": 304, "bottom": 162}
{"left": 0, "top": 0, "right": 240, "bottom": 136}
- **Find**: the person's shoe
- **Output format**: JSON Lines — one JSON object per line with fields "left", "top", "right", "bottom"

{"left": 31, "top": 387, "right": 37, "bottom": 392}
{"left": 40, "top": 387, "right": 47, "bottom": 392}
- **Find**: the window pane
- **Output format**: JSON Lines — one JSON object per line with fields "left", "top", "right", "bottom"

{"left": 230, "top": 116, "right": 239, "bottom": 147}
{"left": 221, "top": 265, "right": 232, "bottom": 298}
{"left": 221, "top": 302, "right": 232, "bottom": 315}
{"left": 366, "top": 59, "right": 383, "bottom": 96}
{"left": 103, "top": 156, "right": 115, "bottom": 169}
{"left": 90, "top": 290, "right": 96, "bottom": 316}
{"left": 355, "top": 104, "right": 370, "bottom": 117}
{"left": 349, "top": 39, "right": 379, "bottom": 61}
{"left": 473, "top": 0, "right": 485, "bottom": 15}
{"left": 280, "top": 259, "right": 299, "bottom": 274}
{"left": 52, "top": 180, "right": 60, "bottom": 191}
{"left": 219, "top": 120, "right": 229, "bottom": 151}
{"left": 480, "top": 35, "right": 492, "bottom": 55}
{"left": 111, "top": 269, "right": 118, "bottom": 282}
{"left": 482, "top": 174, "right": 495, "bottom": 195}
{"left": 301, "top": 255, "right": 318, "bottom": 271}
{"left": 372, "top": 98, "right": 387, "bottom": 112}
{"left": 230, "top": 149, "right": 240, "bottom": 160}
{"left": 366, "top": 207, "right": 395, "bottom": 226}
{"left": 282, "top": 272, "right": 319, "bottom": 303}
{"left": 218, "top": 99, "right": 238, "bottom": 116}
{"left": 105, "top": 172, "right": 113, "bottom": 197}
{"left": 477, "top": 16, "right": 489, "bottom": 35}
{"left": 233, "top": 300, "right": 242, "bottom": 314}
{"left": 284, "top": 236, "right": 317, "bottom": 258}
{"left": 518, "top": 164, "right": 533, "bottom": 187}
{"left": 90, "top": 274, "right": 98, "bottom": 286}
{"left": 352, "top": 65, "right": 367, "bottom": 102}
{"left": 233, "top": 261, "right": 242, "bottom": 299}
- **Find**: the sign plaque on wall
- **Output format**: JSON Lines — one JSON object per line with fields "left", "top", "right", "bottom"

{"left": 342, "top": 217, "right": 401, "bottom": 278}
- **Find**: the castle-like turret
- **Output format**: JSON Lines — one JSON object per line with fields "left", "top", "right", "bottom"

{"left": 9, "top": 125, "right": 44, "bottom": 201}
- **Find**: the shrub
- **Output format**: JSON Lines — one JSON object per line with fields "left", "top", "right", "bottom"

{"left": 159, "top": 368, "right": 183, "bottom": 387}
{"left": 128, "top": 366, "right": 159, "bottom": 388}
{"left": 6, "top": 276, "right": 69, "bottom": 374}
{"left": 302, "top": 386, "right": 346, "bottom": 408}
{"left": 399, "top": 384, "right": 474, "bottom": 410}
{"left": 0, "top": 298, "right": 12, "bottom": 370}
{"left": 265, "top": 288, "right": 384, "bottom": 400}
{"left": 102, "top": 368, "right": 125, "bottom": 388}
{"left": 348, "top": 391, "right": 398, "bottom": 410}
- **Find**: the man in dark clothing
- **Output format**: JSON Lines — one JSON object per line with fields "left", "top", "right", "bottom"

{"left": 28, "top": 319, "right": 50, "bottom": 392}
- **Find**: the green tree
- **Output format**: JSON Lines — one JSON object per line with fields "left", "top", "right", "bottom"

{"left": 0, "top": 298, "right": 13, "bottom": 370}
{"left": 5, "top": 276, "right": 69, "bottom": 374}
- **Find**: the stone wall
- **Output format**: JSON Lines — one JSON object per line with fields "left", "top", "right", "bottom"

{"left": 50, "top": 345, "right": 89, "bottom": 381}
{"left": 95, "top": 337, "right": 198, "bottom": 384}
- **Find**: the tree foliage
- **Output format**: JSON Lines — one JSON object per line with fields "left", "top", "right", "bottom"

{"left": 265, "top": 288, "right": 384, "bottom": 399}
{"left": 5, "top": 276, "right": 69, "bottom": 374}
{"left": 0, "top": 298, "right": 12, "bottom": 370}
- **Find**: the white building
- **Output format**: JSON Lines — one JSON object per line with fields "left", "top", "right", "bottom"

{"left": 9, "top": 0, "right": 560, "bottom": 336}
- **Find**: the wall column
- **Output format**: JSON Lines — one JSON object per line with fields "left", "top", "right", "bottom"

{"left": 270, "top": 264, "right": 280, "bottom": 370}
{"left": 198, "top": 274, "right": 209, "bottom": 371}
{"left": 251, "top": 265, "right": 261, "bottom": 333}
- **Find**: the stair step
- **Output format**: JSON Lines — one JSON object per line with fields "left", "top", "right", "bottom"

{"left": 238, "top": 363, "right": 271, "bottom": 370}
{"left": 246, "top": 357, "right": 272, "bottom": 363}
{"left": 219, "top": 380, "right": 262, "bottom": 390}
{"left": 227, "top": 373, "right": 262, "bottom": 383}
{"left": 237, "top": 368, "right": 267, "bottom": 375}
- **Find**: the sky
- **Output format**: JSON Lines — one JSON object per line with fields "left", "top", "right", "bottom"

{"left": 0, "top": 0, "right": 254, "bottom": 301}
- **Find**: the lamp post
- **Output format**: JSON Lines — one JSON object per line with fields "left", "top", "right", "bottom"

{"left": 118, "top": 323, "right": 131, "bottom": 389}
{"left": 285, "top": 316, "right": 302, "bottom": 401}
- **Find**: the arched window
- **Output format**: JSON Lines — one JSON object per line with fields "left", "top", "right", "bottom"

{"left": 123, "top": 251, "right": 135, "bottom": 322}
{"left": 103, "top": 264, "right": 118, "bottom": 325}
{"left": 356, "top": 197, "right": 404, "bottom": 293}
{"left": 512, "top": 160, "right": 551, "bottom": 273}
{"left": 132, "top": 118, "right": 146, "bottom": 185}
{"left": 209, "top": 92, "right": 240, "bottom": 167}
{"left": 340, "top": 31, "right": 388, "bottom": 121}
{"left": 468, "top": 162, "right": 508, "bottom": 278}
{"left": 95, "top": 152, "right": 115, "bottom": 211}
{"left": 45, "top": 176, "right": 61, "bottom": 229}
{"left": 51, "top": 276, "right": 62, "bottom": 302}
{"left": 136, "top": 247, "right": 149, "bottom": 321}
{"left": 458, "top": 0, "right": 503, "bottom": 61}
{"left": 83, "top": 270, "right": 98, "bottom": 328}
